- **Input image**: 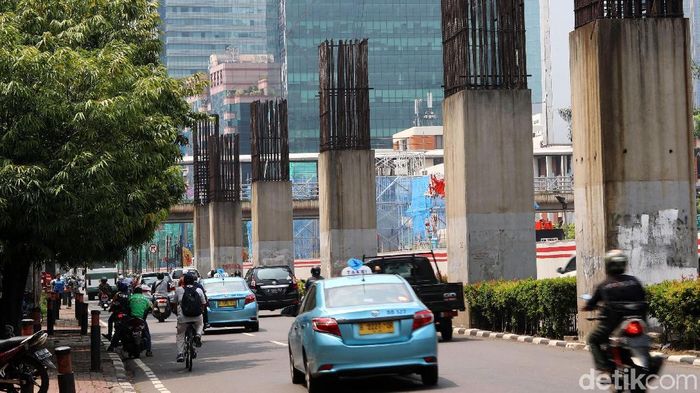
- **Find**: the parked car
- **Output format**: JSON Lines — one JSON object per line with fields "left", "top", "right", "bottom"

{"left": 284, "top": 274, "right": 438, "bottom": 392}
{"left": 202, "top": 277, "right": 259, "bottom": 332}
{"left": 363, "top": 252, "right": 465, "bottom": 341}
{"left": 557, "top": 256, "right": 576, "bottom": 277}
{"left": 244, "top": 266, "right": 300, "bottom": 311}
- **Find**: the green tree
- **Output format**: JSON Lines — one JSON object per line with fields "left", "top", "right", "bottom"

{"left": 0, "top": 0, "right": 201, "bottom": 330}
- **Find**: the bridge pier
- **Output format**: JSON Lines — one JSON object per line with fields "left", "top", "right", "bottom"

{"left": 571, "top": 15, "right": 698, "bottom": 337}
{"left": 209, "top": 201, "right": 243, "bottom": 274}
{"left": 251, "top": 181, "right": 294, "bottom": 268}
{"left": 193, "top": 204, "right": 211, "bottom": 270}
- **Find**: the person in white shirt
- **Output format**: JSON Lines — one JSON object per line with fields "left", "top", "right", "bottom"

{"left": 171, "top": 273, "right": 206, "bottom": 363}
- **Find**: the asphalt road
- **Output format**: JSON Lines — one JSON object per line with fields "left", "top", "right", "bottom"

{"left": 99, "top": 307, "right": 700, "bottom": 393}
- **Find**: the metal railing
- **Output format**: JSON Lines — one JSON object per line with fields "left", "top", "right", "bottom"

{"left": 574, "top": 0, "right": 683, "bottom": 28}
{"left": 240, "top": 181, "right": 320, "bottom": 201}
{"left": 534, "top": 176, "right": 574, "bottom": 193}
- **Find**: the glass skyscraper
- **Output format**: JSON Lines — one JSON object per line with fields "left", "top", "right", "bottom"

{"left": 159, "top": 0, "right": 281, "bottom": 79}
{"left": 283, "top": 0, "right": 543, "bottom": 152}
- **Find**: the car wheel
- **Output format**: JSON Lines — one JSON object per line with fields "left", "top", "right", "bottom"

{"left": 440, "top": 319, "right": 453, "bottom": 341}
{"left": 250, "top": 322, "right": 259, "bottom": 332}
{"left": 304, "top": 354, "right": 326, "bottom": 393}
{"left": 290, "top": 349, "right": 304, "bottom": 384}
{"left": 421, "top": 366, "right": 438, "bottom": 386}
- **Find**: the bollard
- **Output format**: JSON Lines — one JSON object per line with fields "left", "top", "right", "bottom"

{"left": 31, "top": 308, "right": 42, "bottom": 333}
{"left": 90, "top": 310, "right": 101, "bottom": 372}
{"left": 74, "top": 293, "right": 83, "bottom": 320}
{"left": 46, "top": 296, "right": 55, "bottom": 336}
{"left": 53, "top": 293, "right": 61, "bottom": 321}
{"left": 55, "top": 347, "right": 76, "bottom": 393}
{"left": 20, "top": 319, "right": 33, "bottom": 336}
{"left": 79, "top": 303, "right": 88, "bottom": 336}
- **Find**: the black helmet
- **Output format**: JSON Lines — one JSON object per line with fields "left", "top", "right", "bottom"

{"left": 157, "top": 273, "right": 164, "bottom": 280}
{"left": 184, "top": 273, "right": 196, "bottom": 285}
{"left": 605, "top": 250, "right": 628, "bottom": 275}
{"left": 133, "top": 286, "right": 143, "bottom": 294}
{"left": 100, "top": 277, "right": 107, "bottom": 283}
{"left": 311, "top": 266, "right": 321, "bottom": 276}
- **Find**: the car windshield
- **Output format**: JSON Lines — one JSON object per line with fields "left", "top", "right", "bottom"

{"left": 141, "top": 277, "right": 157, "bottom": 285}
{"left": 255, "top": 268, "right": 291, "bottom": 281}
{"left": 204, "top": 281, "right": 247, "bottom": 295}
{"left": 324, "top": 283, "right": 415, "bottom": 308}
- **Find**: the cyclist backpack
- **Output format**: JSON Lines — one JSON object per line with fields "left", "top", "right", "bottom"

{"left": 180, "top": 286, "right": 202, "bottom": 317}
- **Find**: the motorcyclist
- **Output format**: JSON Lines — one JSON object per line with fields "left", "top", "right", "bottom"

{"left": 581, "top": 250, "right": 647, "bottom": 373}
{"left": 305, "top": 266, "right": 324, "bottom": 291}
{"left": 98, "top": 278, "right": 113, "bottom": 298}
{"left": 106, "top": 281, "right": 131, "bottom": 349}
{"left": 172, "top": 273, "right": 206, "bottom": 363}
{"left": 129, "top": 286, "right": 153, "bottom": 357}
{"left": 152, "top": 273, "right": 170, "bottom": 295}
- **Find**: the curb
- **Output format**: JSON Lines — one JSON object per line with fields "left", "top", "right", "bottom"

{"left": 96, "top": 314, "right": 136, "bottom": 393}
{"left": 453, "top": 327, "right": 700, "bottom": 369}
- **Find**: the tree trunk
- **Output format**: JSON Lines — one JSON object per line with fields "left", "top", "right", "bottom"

{"left": 0, "top": 252, "right": 32, "bottom": 338}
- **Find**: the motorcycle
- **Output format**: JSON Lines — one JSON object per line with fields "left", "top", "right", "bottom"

{"left": 151, "top": 294, "right": 172, "bottom": 322}
{"left": 585, "top": 299, "right": 664, "bottom": 393}
{"left": 0, "top": 330, "right": 54, "bottom": 393}
{"left": 99, "top": 293, "right": 111, "bottom": 311}
{"left": 116, "top": 314, "right": 147, "bottom": 359}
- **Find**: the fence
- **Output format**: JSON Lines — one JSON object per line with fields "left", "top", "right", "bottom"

{"left": 319, "top": 39, "right": 371, "bottom": 151}
{"left": 574, "top": 0, "right": 684, "bottom": 28}
{"left": 441, "top": 0, "right": 528, "bottom": 97}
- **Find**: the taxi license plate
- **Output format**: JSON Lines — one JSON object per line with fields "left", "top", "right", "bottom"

{"left": 359, "top": 321, "right": 394, "bottom": 335}
{"left": 218, "top": 300, "right": 236, "bottom": 308}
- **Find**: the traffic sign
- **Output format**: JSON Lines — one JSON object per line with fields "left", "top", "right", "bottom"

{"left": 149, "top": 244, "right": 158, "bottom": 254}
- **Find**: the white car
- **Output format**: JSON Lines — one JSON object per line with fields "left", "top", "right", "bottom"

{"left": 556, "top": 257, "right": 576, "bottom": 278}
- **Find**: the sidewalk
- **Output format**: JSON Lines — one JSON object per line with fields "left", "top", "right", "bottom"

{"left": 44, "top": 304, "right": 135, "bottom": 393}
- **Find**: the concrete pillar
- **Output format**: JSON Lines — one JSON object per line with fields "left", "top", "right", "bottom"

{"left": 571, "top": 18, "right": 698, "bottom": 336}
{"left": 251, "top": 181, "right": 294, "bottom": 268}
{"left": 209, "top": 201, "right": 243, "bottom": 274}
{"left": 444, "top": 90, "right": 536, "bottom": 288}
{"left": 319, "top": 150, "right": 377, "bottom": 277}
{"left": 193, "top": 204, "right": 211, "bottom": 271}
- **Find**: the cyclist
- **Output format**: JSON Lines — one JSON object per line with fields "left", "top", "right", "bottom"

{"left": 171, "top": 273, "right": 206, "bottom": 363}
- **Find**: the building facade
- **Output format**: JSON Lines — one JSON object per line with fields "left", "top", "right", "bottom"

{"left": 159, "top": 0, "right": 281, "bottom": 79}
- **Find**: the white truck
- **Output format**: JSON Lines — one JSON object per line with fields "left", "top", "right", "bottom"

{"left": 84, "top": 267, "right": 118, "bottom": 300}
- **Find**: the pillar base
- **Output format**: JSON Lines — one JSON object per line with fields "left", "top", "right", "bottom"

{"left": 251, "top": 181, "right": 294, "bottom": 268}
{"left": 193, "top": 204, "right": 211, "bottom": 271}
{"left": 209, "top": 201, "right": 243, "bottom": 274}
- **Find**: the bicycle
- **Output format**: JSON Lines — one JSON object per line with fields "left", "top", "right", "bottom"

{"left": 183, "top": 323, "right": 197, "bottom": 372}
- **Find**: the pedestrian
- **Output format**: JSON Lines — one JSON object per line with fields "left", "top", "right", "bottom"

{"left": 50, "top": 273, "right": 66, "bottom": 310}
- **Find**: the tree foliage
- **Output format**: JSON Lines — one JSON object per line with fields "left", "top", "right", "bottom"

{"left": 0, "top": 0, "right": 202, "bottom": 325}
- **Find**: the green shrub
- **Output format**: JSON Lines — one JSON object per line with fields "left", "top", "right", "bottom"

{"left": 464, "top": 277, "right": 577, "bottom": 339}
{"left": 647, "top": 278, "right": 700, "bottom": 348}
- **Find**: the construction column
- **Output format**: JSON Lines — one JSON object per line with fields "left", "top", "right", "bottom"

{"left": 208, "top": 134, "right": 244, "bottom": 274}
{"left": 318, "top": 39, "right": 377, "bottom": 277}
{"left": 192, "top": 116, "right": 218, "bottom": 271}
{"left": 441, "top": 0, "right": 536, "bottom": 291}
{"left": 250, "top": 100, "right": 294, "bottom": 268}
{"left": 570, "top": 2, "right": 698, "bottom": 336}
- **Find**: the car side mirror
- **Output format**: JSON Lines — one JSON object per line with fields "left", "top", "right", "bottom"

{"left": 281, "top": 305, "right": 299, "bottom": 317}
{"left": 556, "top": 267, "right": 565, "bottom": 274}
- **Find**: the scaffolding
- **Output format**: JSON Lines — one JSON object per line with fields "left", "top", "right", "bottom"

{"left": 375, "top": 152, "right": 427, "bottom": 177}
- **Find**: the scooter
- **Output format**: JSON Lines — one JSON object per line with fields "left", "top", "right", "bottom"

{"left": 99, "top": 292, "right": 111, "bottom": 311}
{"left": 115, "top": 314, "right": 147, "bottom": 359}
{"left": 151, "top": 294, "right": 172, "bottom": 322}
{"left": 584, "top": 299, "right": 664, "bottom": 393}
{"left": 0, "top": 330, "right": 54, "bottom": 393}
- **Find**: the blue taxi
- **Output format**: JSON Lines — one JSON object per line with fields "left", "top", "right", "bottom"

{"left": 202, "top": 277, "right": 259, "bottom": 332}
{"left": 285, "top": 274, "right": 438, "bottom": 392}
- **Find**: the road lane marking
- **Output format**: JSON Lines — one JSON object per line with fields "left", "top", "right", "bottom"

{"left": 134, "top": 358, "right": 172, "bottom": 393}
{"left": 243, "top": 333, "right": 255, "bottom": 337}
{"left": 270, "top": 341, "right": 288, "bottom": 347}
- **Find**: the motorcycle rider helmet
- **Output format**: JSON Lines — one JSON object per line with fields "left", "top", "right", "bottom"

{"left": 100, "top": 277, "right": 107, "bottom": 283}
{"left": 133, "top": 286, "right": 143, "bottom": 294}
{"left": 310, "top": 266, "right": 321, "bottom": 277}
{"left": 156, "top": 272, "right": 164, "bottom": 280}
{"left": 184, "top": 273, "right": 196, "bottom": 286}
{"left": 117, "top": 281, "right": 129, "bottom": 293}
{"left": 604, "top": 249, "right": 628, "bottom": 275}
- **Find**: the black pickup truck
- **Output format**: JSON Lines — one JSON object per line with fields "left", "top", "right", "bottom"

{"left": 363, "top": 252, "right": 465, "bottom": 341}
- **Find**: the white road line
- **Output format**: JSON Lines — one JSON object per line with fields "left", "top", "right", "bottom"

{"left": 134, "top": 358, "right": 172, "bottom": 393}
{"left": 242, "top": 333, "right": 255, "bottom": 337}
{"left": 270, "top": 340, "right": 288, "bottom": 347}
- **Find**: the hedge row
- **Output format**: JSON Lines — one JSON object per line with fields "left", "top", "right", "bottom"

{"left": 464, "top": 277, "right": 578, "bottom": 339}
{"left": 464, "top": 277, "right": 700, "bottom": 346}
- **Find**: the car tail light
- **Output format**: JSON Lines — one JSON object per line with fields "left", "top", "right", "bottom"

{"left": 624, "top": 321, "right": 643, "bottom": 337}
{"left": 318, "top": 364, "right": 333, "bottom": 371}
{"left": 312, "top": 318, "right": 341, "bottom": 337}
{"left": 412, "top": 310, "right": 434, "bottom": 331}
{"left": 244, "top": 294, "right": 256, "bottom": 305}
{"left": 424, "top": 356, "right": 437, "bottom": 363}
{"left": 250, "top": 279, "right": 256, "bottom": 288}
